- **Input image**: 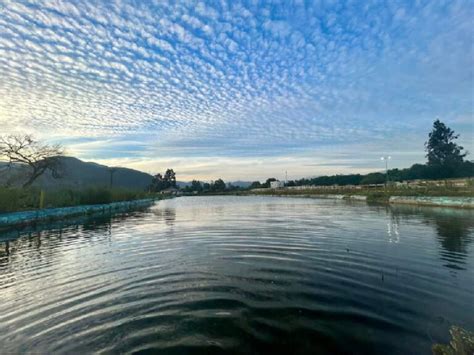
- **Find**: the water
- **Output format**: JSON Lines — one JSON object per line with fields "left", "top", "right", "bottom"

{"left": 0, "top": 196, "right": 473, "bottom": 354}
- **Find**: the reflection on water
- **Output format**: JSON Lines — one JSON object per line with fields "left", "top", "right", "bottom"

{"left": 387, "top": 205, "right": 474, "bottom": 270}
{"left": 152, "top": 208, "right": 176, "bottom": 226}
{"left": 386, "top": 211, "right": 400, "bottom": 244}
{"left": 0, "top": 211, "right": 144, "bottom": 270}
{"left": 0, "top": 196, "right": 473, "bottom": 354}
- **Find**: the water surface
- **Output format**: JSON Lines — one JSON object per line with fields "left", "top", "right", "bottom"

{"left": 1, "top": 196, "right": 473, "bottom": 354}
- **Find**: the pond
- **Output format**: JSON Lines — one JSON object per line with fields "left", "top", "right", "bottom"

{"left": 0, "top": 196, "right": 473, "bottom": 354}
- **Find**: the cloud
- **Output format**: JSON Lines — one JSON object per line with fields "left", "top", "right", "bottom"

{"left": 0, "top": 0, "right": 472, "bottom": 179}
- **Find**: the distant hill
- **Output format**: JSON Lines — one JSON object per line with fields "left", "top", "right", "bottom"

{"left": 229, "top": 181, "right": 252, "bottom": 188}
{"left": 0, "top": 156, "right": 154, "bottom": 190}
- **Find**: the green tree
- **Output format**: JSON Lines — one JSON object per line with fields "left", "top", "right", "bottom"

{"left": 164, "top": 169, "right": 176, "bottom": 187}
{"left": 249, "top": 181, "right": 262, "bottom": 189}
{"left": 212, "top": 179, "right": 226, "bottom": 192}
{"left": 360, "top": 172, "right": 385, "bottom": 185}
{"left": 262, "top": 178, "right": 276, "bottom": 188}
{"left": 191, "top": 180, "right": 203, "bottom": 192}
{"left": 425, "top": 120, "right": 466, "bottom": 169}
{"left": 149, "top": 169, "right": 177, "bottom": 192}
{"left": 150, "top": 173, "right": 164, "bottom": 191}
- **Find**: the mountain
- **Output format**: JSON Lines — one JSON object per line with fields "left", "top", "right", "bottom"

{"left": 176, "top": 181, "right": 191, "bottom": 188}
{"left": 0, "top": 156, "right": 154, "bottom": 190}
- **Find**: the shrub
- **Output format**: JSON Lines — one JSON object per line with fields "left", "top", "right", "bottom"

{"left": 0, "top": 186, "right": 154, "bottom": 213}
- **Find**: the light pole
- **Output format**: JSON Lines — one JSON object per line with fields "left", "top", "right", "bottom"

{"left": 380, "top": 156, "right": 391, "bottom": 187}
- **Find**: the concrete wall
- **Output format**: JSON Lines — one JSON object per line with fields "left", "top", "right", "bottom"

{"left": 0, "top": 199, "right": 156, "bottom": 228}
{"left": 389, "top": 196, "right": 474, "bottom": 208}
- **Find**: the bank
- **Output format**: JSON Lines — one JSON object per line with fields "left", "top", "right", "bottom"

{"left": 244, "top": 190, "right": 474, "bottom": 209}
{"left": 0, "top": 198, "right": 158, "bottom": 229}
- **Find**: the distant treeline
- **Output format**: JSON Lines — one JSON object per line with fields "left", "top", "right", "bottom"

{"left": 182, "top": 179, "right": 241, "bottom": 193}
{"left": 281, "top": 119, "right": 474, "bottom": 188}
{"left": 286, "top": 161, "right": 474, "bottom": 187}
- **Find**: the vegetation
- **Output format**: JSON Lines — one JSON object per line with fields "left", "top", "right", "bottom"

{"left": 432, "top": 325, "right": 474, "bottom": 355}
{"left": 249, "top": 178, "right": 277, "bottom": 189}
{"left": 284, "top": 120, "right": 472, "bottom": 188}
{"left": 149, "top": 168, "right": 177, "bottom": 192}
{"left": 182, "top": 178, "right": 242, "bottom": 194}
{"left": 0, "top": 186, "right": 155, "bottom": 213}
{"left": 285, "top": 162, "right": 474, "bottom": 188}
{"left": 2, "top": 120, "right": 472, "bottom": 211}
{"left": 0, "top": 134, "right": 64, "bottom": 187}
{"left": 426, "top": 120, "right": 466, "bottom": 166}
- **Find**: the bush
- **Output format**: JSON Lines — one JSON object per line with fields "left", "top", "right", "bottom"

{"left": 0, "top": 186, "right": 154, "bottom": 213}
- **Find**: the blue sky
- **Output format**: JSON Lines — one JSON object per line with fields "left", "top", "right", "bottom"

{"left": 0, "top": 0, "right": 472, "bottom": 181}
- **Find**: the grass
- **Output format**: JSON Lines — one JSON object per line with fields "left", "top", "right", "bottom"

{"left": 0, "top": 186, "right": 158, "bottom": 213}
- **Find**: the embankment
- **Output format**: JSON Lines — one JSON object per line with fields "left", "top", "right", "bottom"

{"left": 0, "top": 198, "right": 157, "bottom": 229}
{"left": 247, "top": 192, "right": 474, "bottom": 209}
{"left": 388, "top": 196, "right": 474, "bottom": 208}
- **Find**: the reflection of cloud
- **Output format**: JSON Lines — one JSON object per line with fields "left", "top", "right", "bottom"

{"left": 1, "top": 1, "right": 472, "bottom": 178}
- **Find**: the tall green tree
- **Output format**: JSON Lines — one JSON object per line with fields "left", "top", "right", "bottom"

{"left": 212, "top": 179, "right": 226, "bottom": 192}
{"left": 425, "top": 120, "right": 466, "bottom": 167}
{"left": 164, "top": 169, "right": 176, "bottom": 187}
{"left": 149, "top": 169, "right": 177, "bottom": 192}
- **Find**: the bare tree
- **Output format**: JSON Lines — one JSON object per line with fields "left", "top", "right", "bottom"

{"left": 0, "top": 134, "right": 64, "bottom": 187}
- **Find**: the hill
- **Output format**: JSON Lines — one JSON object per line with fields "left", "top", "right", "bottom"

{"left": 0, "top": 156, "right": 154, "bottom": 190}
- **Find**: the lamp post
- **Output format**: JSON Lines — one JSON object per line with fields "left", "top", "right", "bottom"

{"left": 380, "top": 156, "right": 391, "bottom": 187}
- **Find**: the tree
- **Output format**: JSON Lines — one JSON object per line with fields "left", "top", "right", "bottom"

{"left": 212, "top": 179, "right": 226, "bottom": 192}
{"left": 149, "top": 169, "right": 177, "bottom": 192}
{"left": 249, "top": 181, "right": 262, "bottom": 189}
{"left": 149, "top": 173, "right": 164, "bottom": 192}
{"left": 425, "top": 120, "right": 467, "bottom": 168}
{"left": 191, "top": 180, "right": 203, "bottom": 192}
{"left": 164, "top": 169, "right": 176, "bottom": 188}
{"left": 360, "top": 172, "right": 385, "bottom": 185}
{"left": 0, "top": 134, "right": 63, "bottom": 187}
{"left": 262, "top": 178, "right": 276, "bottom": 188}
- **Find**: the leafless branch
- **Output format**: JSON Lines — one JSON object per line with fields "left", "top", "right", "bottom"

{"left": 0, "top": 134, "right": 64, "bottom": 187}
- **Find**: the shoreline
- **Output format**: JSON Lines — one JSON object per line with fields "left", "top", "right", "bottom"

{"left": 243, "top": 193, "right": 474, "bottom": 209}
{"left": 1, "top": 194, "right": 473, "bottom": 231}
{"left": 0, "top": 198, "right": 157, "bottom": 229}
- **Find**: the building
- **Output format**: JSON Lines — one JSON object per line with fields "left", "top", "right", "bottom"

{"left": 270, "top": 180, "right": 285, "bottom": 189}
{"left": 160, "top": 187, "right": 180, "bottom": 195}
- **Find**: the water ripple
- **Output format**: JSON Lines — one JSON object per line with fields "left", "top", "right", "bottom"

{"left": 0, "top": 196, "right": 473, "bottom": 354}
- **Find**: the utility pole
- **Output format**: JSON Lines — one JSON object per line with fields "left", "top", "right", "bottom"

{"left": 108, "top": 167, "right": 117, "bottom": 188}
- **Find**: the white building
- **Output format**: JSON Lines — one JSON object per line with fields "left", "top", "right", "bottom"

{"left": 270, "top": 180, "right": 285, "bottom": 189}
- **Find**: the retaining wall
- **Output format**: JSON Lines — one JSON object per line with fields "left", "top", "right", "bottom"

{"left": 0, "top": 199, "right": 157, "bottom": 228}
{"left": 389, "top": 196, "right": 474, "bottom": 208}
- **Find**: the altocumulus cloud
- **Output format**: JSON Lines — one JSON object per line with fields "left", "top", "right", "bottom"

{"left": 0, "top": 0, "right": 472, "bottom": 180}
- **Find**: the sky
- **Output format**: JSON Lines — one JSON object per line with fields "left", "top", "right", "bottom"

{"left": 0, "top": 0, "right": 473, "bottom": 181}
